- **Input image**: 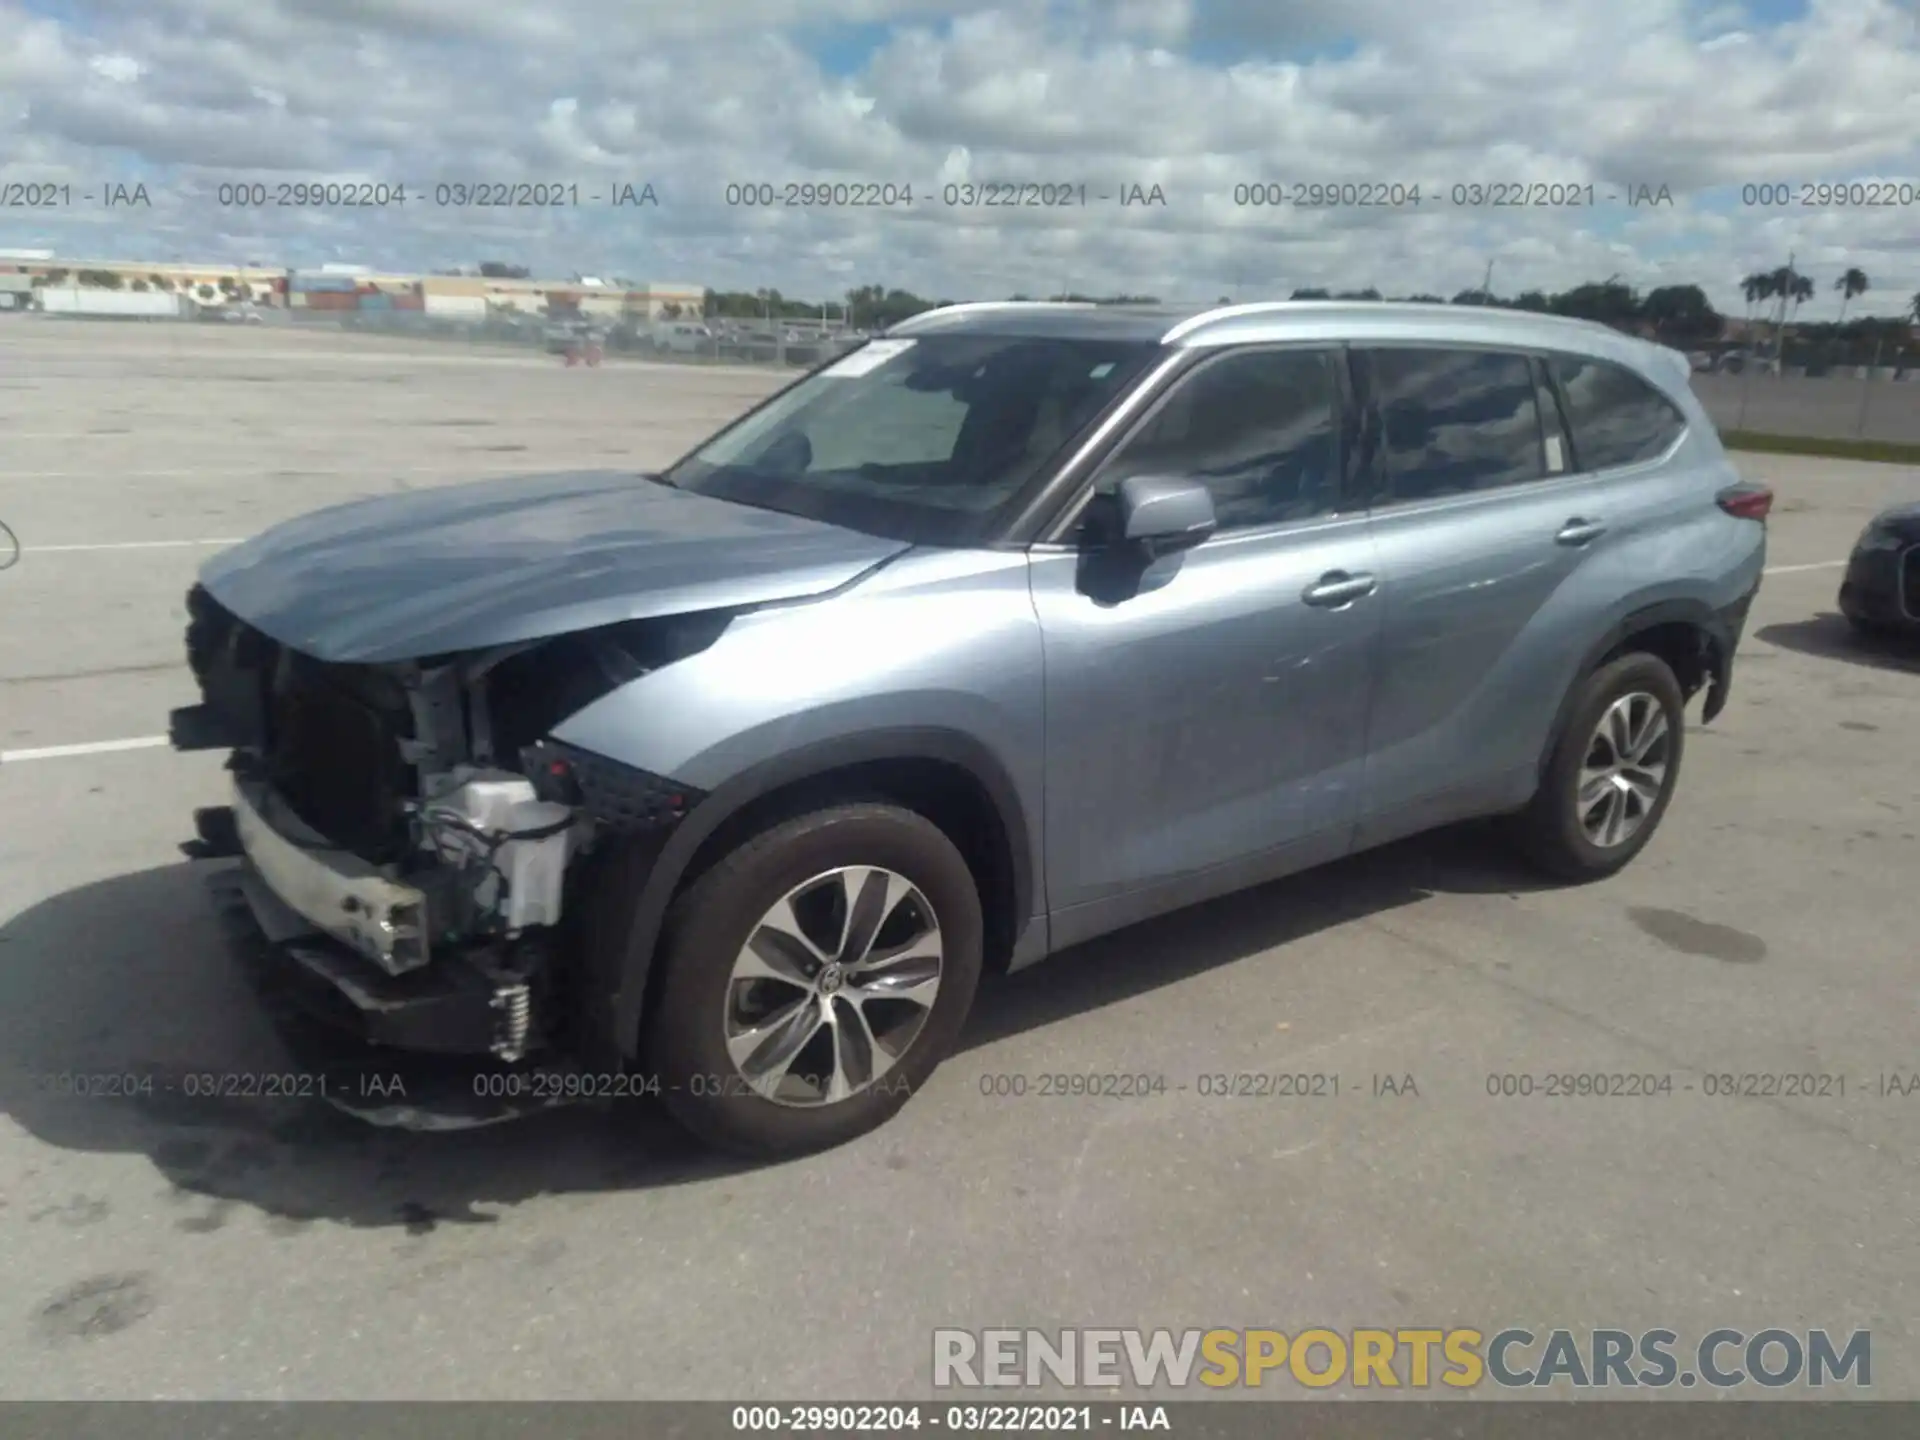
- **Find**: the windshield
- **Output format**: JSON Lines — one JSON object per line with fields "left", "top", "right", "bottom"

{"left": 662, "top": 334, "right": 1161, "bottom": 545}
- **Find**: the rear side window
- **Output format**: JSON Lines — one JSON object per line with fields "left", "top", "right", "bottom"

{"left": 1547, "top": 355, "right": 1688, "bottom": 470}
{"left": 1367, "top": 348, "right": 1546, "bottom": 502}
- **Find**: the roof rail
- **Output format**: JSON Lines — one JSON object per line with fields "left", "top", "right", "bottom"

{"left": 1160, "top": 301, "right": 1312, "bottom": 342}
{"left": 911, "top": 300, "right": 1098, "bottom": 319}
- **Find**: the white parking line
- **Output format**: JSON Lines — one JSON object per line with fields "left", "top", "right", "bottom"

{"left": 1, "top": 736, "right": 169, "bottom": 764}
{"left": 26, "top": 538, "right": 245, "bottom": 554}
{"left": 0, "top": 556, "right": 1859, "bottom": 766}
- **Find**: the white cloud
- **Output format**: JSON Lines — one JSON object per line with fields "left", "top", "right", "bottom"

{"left": 0, "top": 0, "right": 1915, "bottom": 317}
{"left": 88, "top": 52, "right": 145, "bottom": 83}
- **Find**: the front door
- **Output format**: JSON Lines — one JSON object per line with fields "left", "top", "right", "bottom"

{"left": 1030, "top": 344, "right": 1384, "bottom": 948}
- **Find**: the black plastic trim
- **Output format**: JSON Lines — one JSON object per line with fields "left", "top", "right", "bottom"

{"left": 1538, "top": 595, "right": 1745, "bottom": 780}
{"left": 521, "top": 739, "right": 704, "bottom": 834}
{"left": 600, "top": 727, "right": 1034, "bottom": 1058}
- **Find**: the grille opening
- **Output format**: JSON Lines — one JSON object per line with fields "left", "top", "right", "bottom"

{"left": 264, "top": 651, "right": 417, "bottom": 862}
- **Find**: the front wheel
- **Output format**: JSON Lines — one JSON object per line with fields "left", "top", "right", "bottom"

{"left": 1507, "top": 652, "right": 1686, "bottom": 882}
{"left": 644, "top": 804, "right": 983, "bottom": 1158}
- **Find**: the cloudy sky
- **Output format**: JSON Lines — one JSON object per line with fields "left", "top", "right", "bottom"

{"left": 2, "top": 0, "right": 1918, "bottom": 316}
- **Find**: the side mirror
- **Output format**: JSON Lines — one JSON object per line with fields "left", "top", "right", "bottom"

{"left": 1116, "top": 475, "right": 1216, "bottom": 558}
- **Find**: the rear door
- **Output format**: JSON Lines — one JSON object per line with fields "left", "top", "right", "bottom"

{"left": 1351, "top": 345, "right": 1614, "bottom": 845}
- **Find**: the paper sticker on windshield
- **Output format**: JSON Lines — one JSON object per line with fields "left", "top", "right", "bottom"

{"left": 822, "top": 339, "right": 916, "bottom": 377}
{"left": 1545, "top": 433, "right": 1566, "bottom": 472}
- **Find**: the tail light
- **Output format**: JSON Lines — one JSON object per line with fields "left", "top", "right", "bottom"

{"left": 1716, "top": 483, "right": 1774, "bottom": 521}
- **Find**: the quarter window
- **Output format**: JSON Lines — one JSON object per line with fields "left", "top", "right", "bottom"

{"left": 1548, "top": 354, "right": 1688, "bottom": 470}
{"left": 1101, "top": 348, "right": 1342, "bottom": 532}
{"left": 1368, "top": 348, "right": 1546, "bottom": 502}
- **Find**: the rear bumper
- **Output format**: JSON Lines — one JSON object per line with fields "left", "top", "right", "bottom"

{"left": 1701, "top": 582, "right": 1759, "bottom": 722}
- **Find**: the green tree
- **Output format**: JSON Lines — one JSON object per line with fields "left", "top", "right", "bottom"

{"left": 1642, "top": 284, "right": 1719, "bottom": 343}
{"left": 1550, "top": 278, "right": 1640, "bottom": 327}
{"left": 1834, "top": 268, "right": 1868, "bottom": 324}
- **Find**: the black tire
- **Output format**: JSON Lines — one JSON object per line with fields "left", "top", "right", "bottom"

{"left": 643, "top": 803, "right": 983, "bottom": 1159}
{"left": 1507, "top": 652, "right": 1687, "bottom": 882}
{"left": 1843, "top": 609, "right": 1893, "bottom": 639}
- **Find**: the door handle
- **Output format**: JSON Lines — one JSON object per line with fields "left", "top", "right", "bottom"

{"left": 1555, "top": 517, "right": 1607, "bottom": 547}
{"left": 1301, "top": 571, "right": 1377, "bottom": 608}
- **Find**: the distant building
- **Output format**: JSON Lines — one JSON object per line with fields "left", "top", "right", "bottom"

{"left": 0, "top": 256, "right": 288, "bottom": 303}
{"left": 0, "top": 253, "right": 705, "bottom": 321}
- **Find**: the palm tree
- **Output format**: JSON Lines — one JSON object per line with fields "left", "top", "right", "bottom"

{"left": 1834, "top": 268, "right": 1868, "bottom": 324}
{"left": 1740, "top": 271, "right": 1773, "bottom": 343}
{"left": 1908, "top": 290, "right": 1920, "bottom": 325}
{"left": 1788, "top": 271, "right": 1814, "bottom": 326}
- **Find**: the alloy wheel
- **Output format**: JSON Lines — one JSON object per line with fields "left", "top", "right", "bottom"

{"left": 1576, "top": 691, "right": 1673, "bottom": 848}
{"left": 722, "top": 866, "right": 944, "bottom": 1106}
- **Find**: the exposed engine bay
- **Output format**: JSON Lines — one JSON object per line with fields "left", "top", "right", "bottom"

{"left": 172, "top": 582, "right": 722, "bottom": 1069}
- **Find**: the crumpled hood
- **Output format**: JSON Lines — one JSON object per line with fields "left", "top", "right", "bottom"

{"left": 198, "top": 469, "right": 910, "bottom": 663}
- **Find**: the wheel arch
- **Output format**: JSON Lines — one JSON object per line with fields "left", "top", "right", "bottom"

{"left": 1535, "top": 597, "right": 1733, "bottom": 783}
{"left": 596, "top": 727, "right": 1034, "bottom": 1060}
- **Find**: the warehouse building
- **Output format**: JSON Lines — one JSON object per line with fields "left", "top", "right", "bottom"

{"left": 0, "top": 253, "right": 706, "bottom": 321}
{"left": 417, "top": 275, "right": 704, "bottom": 321}
{"left": 0, "top": 255, "right": 287, "bottom": 302}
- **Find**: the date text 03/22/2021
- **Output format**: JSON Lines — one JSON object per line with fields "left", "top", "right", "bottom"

{"left": 25, "top": 1070, "right": 406, "bottom": 1101}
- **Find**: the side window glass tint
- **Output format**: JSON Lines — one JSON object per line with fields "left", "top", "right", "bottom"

{"left": 1369, "top": 348, "right": 1546, "bottom": 502}
{"left": 1548, "top": 355, "right": 1688, "bottom": 471}
{"left": 1104, "top": 349, "right": 1341, "bottom": 532}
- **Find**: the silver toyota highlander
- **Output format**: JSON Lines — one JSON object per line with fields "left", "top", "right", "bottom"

{"left": 170, "top": 299, "right": 1771, "bottom": 1157}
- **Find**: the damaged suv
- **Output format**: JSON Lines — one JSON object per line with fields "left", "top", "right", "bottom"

{"left": 174, "top": 300, "right": 1767, "bottom": 1157}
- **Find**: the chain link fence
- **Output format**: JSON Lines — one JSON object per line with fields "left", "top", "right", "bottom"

{"left": 1691, "top": 363, "right": 1920, "bottom": 447}
{"left": 283, "top": 306, "right": 865, "bottom": 371}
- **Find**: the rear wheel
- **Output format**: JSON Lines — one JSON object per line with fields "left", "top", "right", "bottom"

{"left": 644, "top": 804, "right": 983, "bottom": 1158}
{"left": 1508, "top": 652, "right": 1686, "bottom": 882}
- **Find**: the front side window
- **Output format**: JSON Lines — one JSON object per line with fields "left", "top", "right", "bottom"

{"left": 1098, "top": 347, "right": 1343, "bottom": 532}
{"left": 664, "top": 334, "right": 1160, "bottom": 546}
{"left": 1548, "top": 354, "right": 1688, "bottom": 471}
{"left": 1368, "top": 347, "right": 1546, "bottom": 502}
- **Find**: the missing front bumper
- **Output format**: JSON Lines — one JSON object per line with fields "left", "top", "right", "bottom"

{"left": 206, "top": 864, "right": 594, "bottom": 1129}
{"left": 229, "top": 775, "right": 430, "bottom": 974}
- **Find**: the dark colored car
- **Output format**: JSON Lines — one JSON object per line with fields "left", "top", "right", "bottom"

{"left": 1838, "top": 501, "right": 1920, "bottom": 634}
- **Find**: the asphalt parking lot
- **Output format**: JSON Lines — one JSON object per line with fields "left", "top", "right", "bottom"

{"left": 1, "top": 322, "right": 1917, "bottom": 1401}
